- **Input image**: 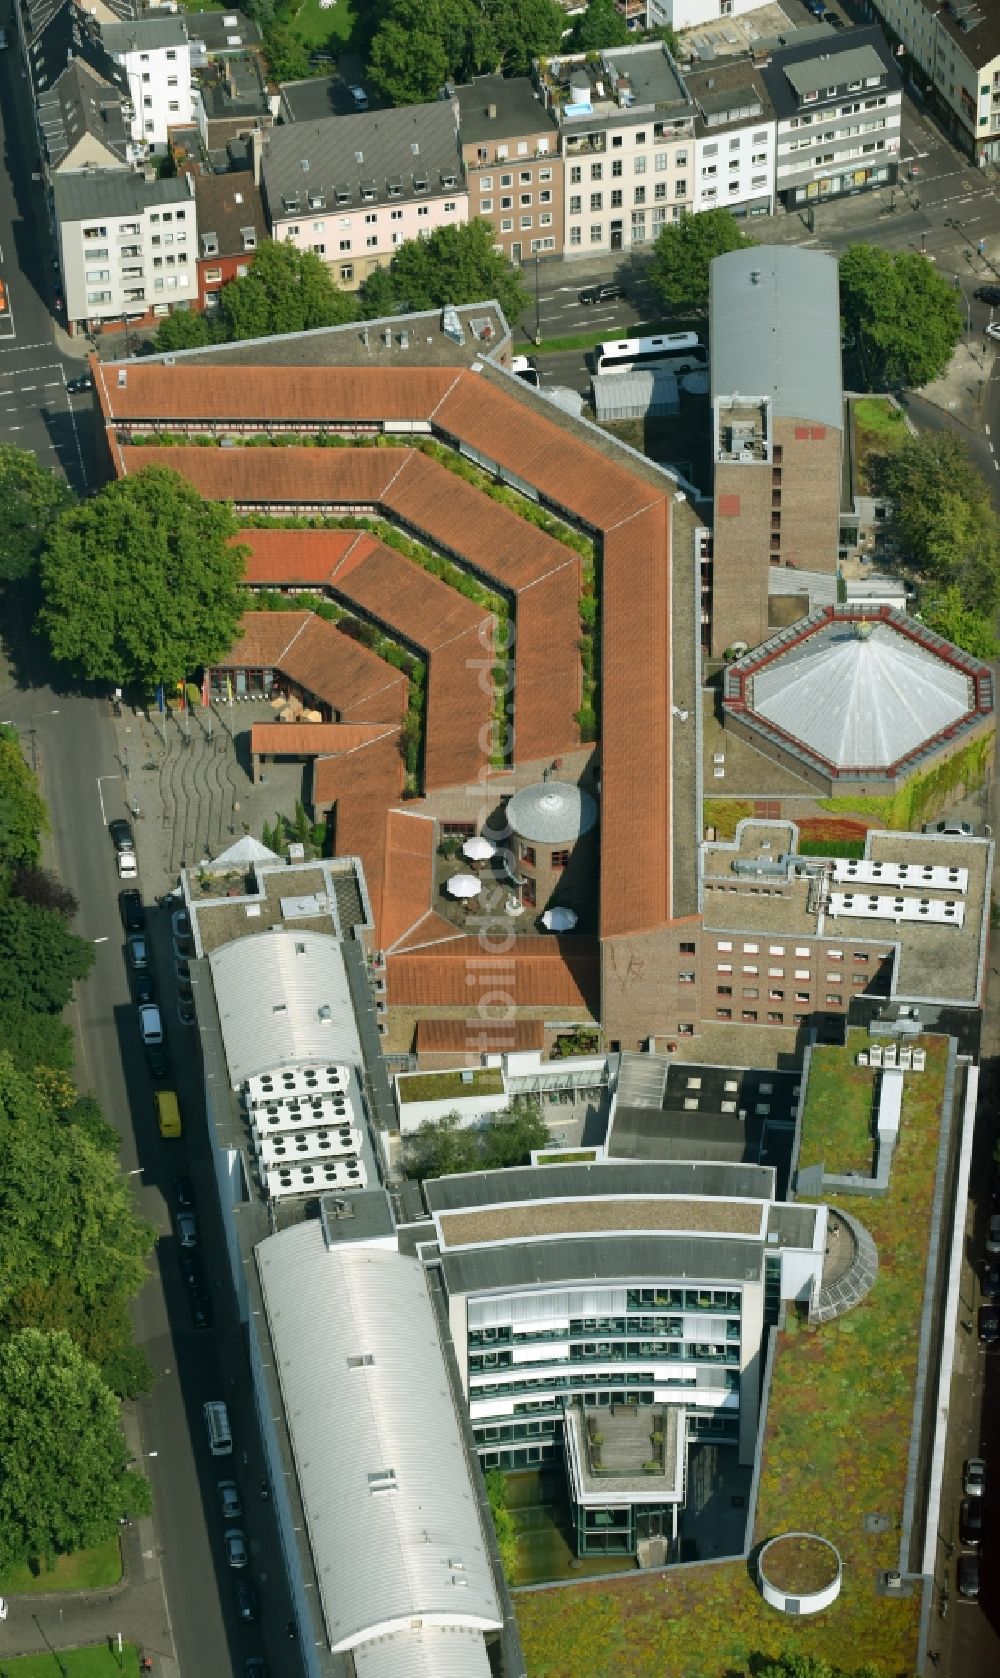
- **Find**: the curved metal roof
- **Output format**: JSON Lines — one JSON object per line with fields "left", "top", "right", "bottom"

{"left": 209, "top": 928, "right": 361, "bottom": 1086}
{"left": 710, "top": 245, "right": 843, "bottom": 433}
{"left": 506, "top": 779, "right": 597, "bottom": 843}
{"left": 257, "top": 1230, "right": 501, "bottom": 1653}
{"left": 750, "top": 623, "right": 971, "bottom": 768}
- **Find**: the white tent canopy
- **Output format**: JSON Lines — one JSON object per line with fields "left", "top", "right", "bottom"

{"left": 542, "top": 906, "right": 578, "bottom": 932}
{"left": 446, "top": 873, "right": 482, "bottom": 899}
{"left": 462, "top": 836, "right": 495, "bottom": 861}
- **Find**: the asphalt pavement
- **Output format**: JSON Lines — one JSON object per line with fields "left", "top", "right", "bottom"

{"left": 0, "top": 648, "right": 303, "bottom": 1676}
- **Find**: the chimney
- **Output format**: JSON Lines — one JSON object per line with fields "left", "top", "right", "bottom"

{"left": 486, "top": 102, "right": 497, "bottom": 119}
{"left": 251, "top": 124, "right": 263, "bottom": 187}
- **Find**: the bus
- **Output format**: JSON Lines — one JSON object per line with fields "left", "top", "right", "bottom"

{"left": 594, "top": 332, "right": 703, "bottom": 375}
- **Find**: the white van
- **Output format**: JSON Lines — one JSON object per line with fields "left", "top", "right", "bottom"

{"left": 203, "top": 1400, "right": 233, "bottom": 1457}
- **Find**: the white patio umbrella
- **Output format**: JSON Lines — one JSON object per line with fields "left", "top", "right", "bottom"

{"left": 542, "top": 906, "right": 578, "bottom": 932}
{"left": 462, "top": 835, "right": 496, "bottom": 862}
{"left": 447, "top": 873, "right": 482, "bottom": 899}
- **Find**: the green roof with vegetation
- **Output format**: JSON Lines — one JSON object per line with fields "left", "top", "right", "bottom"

{"left": 516, "top": 1032, "right": 949, "bottom": 1676}
{"left": 398, "top": 1068, "right": 505, "bottom": 1104}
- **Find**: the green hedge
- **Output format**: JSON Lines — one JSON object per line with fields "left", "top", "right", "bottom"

{"left": 818, "top": 728, "right": 994, "bottom": 830}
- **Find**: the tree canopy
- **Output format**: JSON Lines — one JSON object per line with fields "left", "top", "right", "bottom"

{"left": 0, "top": 896, "right": 93, "bottom": 1016}
{"left": 648, "top": 209, "right": 755, "bottom": 311}
{"left": 403, "top": 1103, "right": 549, "bottom": 1179}
{"left": 0, "top": 1329, "right": 150, "bottom": 1572}
{"left": 921, "top": 583, "right": 998, "bottom": 658}
{"left": 570, "top": 0, "right": 628, "bottom": 50}
{"left": 38, "top": 467, "right": 248, "bottom": 691}
{"left": 359, "top": 219, "right": 529, "bottom": 326}
{"left": 368, "top": 0, "right": 493, "bottom": 105}
{"left": 219, "top": 239, "right": 358, "bottom": 341}
{"left": 882, "top": 431, "right": 1000, "bottom": 613}
{"left": 0, "top": 728, "right": 48, "bottom": 870}
{"left": 0, "top": 445, "right": 74, "bottom": 583}
{"left": 840, "top": 244, "right": 963, "bottom": 389}
{"left": 153, "top": 309, "right": 217, "bottom": 352}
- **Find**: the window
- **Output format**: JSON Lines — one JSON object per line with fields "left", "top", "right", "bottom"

{"left": 539, "top": 190, "right": 552, "bottom": 204}
{"left": 85, "top": 268, "right": 110, "bottom": 283}
{"left": 676, "top": 150, "right": 687, "bottom": 166}
{"left": 634, "top": 156, "right": 647, "bottom": 174}
{"left": 768, "top": 988, "right": 784, "bottom": 1001}
{"left": 517, "top": 140, "right": 528, "bottom": 155}
{"left": 570, "top": 165, "right": 582, "bottom": 184}
{"left": 366, "top": 235, "right": 378, "bottom": 247}
{"left": 520, "top": 215, "right": 532, "bottom": 229}
{"left": 718, "top": 963, "right": 732, "bottom": 975}
{"left": 520, "top": 193, "right": 532, "bottom": 207}
{"left": 718, "top": 941, "right": 732, "bottom": 952}
{"left": 500, "top": 173, "right": 513, "bottom": 187}
{"left": 520, "top": 169, "right": 532, "bottom": 183}
{"left": 675, "top": 180, "right": 687, "bottom": 197}
{"left": 141, "top": 72, "right": 150, "bottom": 83}
{"left": 168, "top": 101, "right": 179, "bottom": 113}
{"left": 655, "top": 182, "right": 666, "bottom": 200}
{"left": 418, "top": 206, "right": 429, "bottom": 217}
{"left": 390, "top": 209, "right": 403, "bottom": 221}
{"left": 339, "top": 239, "right": 351, "bottom": 252}
{"left": 612, "top": 135, "right": 623, "bottom": 149}
{"left": 612, "top": 159, "right": 623, "bottom": 179}
{"left": 655, "top": 151, "right": 668, "bottom": 171}
{"left": 480, "top": 176, "right": 493, "bottom": 190}
{"left": 86, "top": 289, "right": 112, "bottom": 304}
{"left": 742, "top": 1010, "right": 758, "bottom": 1022}
{"left": 635, "top": 131, "right": 646, "bottom": 143}
{"left": 501, "top": 196, "right": 513, "bottom": 210}
{"left": 551, "top": 849, "right": 569, "bottom": 868}
{"left": 825, "top": 994, "right": 843, "bottom": 1006}
{"left": 717, "top": 984, "right": 733, "bottom": 996}
{"left": 634, "top": 186, "right": 646, "bottom": 204}
{"left": 445, "top": 201, "right": 457, "bottom": 212}
{"left": 540, "top": 167, "right": 551, "bottom": 181}
{"left": 742, "top": 987, "right": 758, "bottom": 1000}
{"left": 611, "top": 190, "right": 623, "bottom": 208}
{"left": 854, "top": 952, "right": 870, "bottom": 965}
{"left": 570, "top": 226, "right": 582, "bottom": 246}
{"left": 590, "top": 193, "right": 603, "bottom": 211}
{"left": 539, "top": 212, "right": 552, "bottom": 226}
{"left": 590, "top": 223, "right": 602, "bottom": 242}
{"left": 767, "top": 1012, "right": 783, "bottom": 1024}
{"left": 680, "top": 941, "right": 696, "bottom": 954}
{"left": 679, "top": 972, "right": 695, "bottom": 984}
{"left": 168, "top": 76, "right": 178, "bottom": 88}
{"left": 591, "top": 161, "right": 603, "bottom": 180}
{"left": 717, "top": 1007, "right": 732, "bottom": 1020}
{"left": 481, "top": 197, "right": 493, "bottom": 213}
{"left": 570, "top": 195, "right": 582, "bottom": 214}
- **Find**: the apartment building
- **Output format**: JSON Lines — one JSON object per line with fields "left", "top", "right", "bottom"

{"left": 101, "top": 14, "right": 194, "bottom": 153}
{"left": 709, "top": 245, "right": 843, "bottom": 656}
{"left": 260, "top": 103, "right": 467, "bottom": 290}
{"left": 686, "top": 60, "right": 776, "bottom": 218}
{"left": 456, "top": 74, "right": 563, "bottom": 262}
{"left": 867, "top": 0, "right": 1000, "bottom": 162}
{"left": 193, "top": 172, "right": 266, "bottom": 311}
{"left": 762, "top": 26, "right": 902, "bottom": 209}
{"left": 53, "top": 170, "right": 197, "bottom": 333}
{"left": 536, "top": 43, "right": 695, "bottom": 255}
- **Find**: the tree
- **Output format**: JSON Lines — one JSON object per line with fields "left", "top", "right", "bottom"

{"left": 0, "top": 445, "right": 73, "bottom": 582}
{"left": 0, "top": 1006, "right": 73, "bottom": 1076}
{"left": 358, "top": 265, "right": 403, "bottom": 321}
{"left": 882, "top": 432, "right": 1000, "bottom": 611}
{"left": 920, "top": 584, "right": 998, "bottom": 658}
{"left": 840, "top": 244, "right": 963, "bottom": 389}
{"left": 0, "top": 1329, "right": 150, "bottom": 1571}
{"left": 0, "top": 729, "right": 48, "bottom": 869}
{"left": 0, "top": 1057, "right": 154, "bottom": 1339}
{"left": 260, "top": 17, "right": 311, "bottom": 82}
{"left": 38, "top": 468, "right": 249, "bottom": 691}
{"left": 368, "top": 0, "right": 496, "bottom": 105}
{"left": 648, "top": 208, "right": 755, "bottom": 312}
{"left": 366, "top": 220, "right": 529, "bottom": 328}
{"left": 0, "top": 898, "right": 93, "bottom": 1016}
{"left": 570, "top": 0, "right": 628, "bottom": 50}
{"left": 10, "top": 865, "right": 78, "bottom": 920}
{"left": 485, "top": 1469, "right": 518, "bottom": 1579}
{"left": 154, "top": 310, "right": 217, "bottom": 352}
{"left": 219, "top": 240, "right": 358, "bottom": 341}
{"left": 403, "top": 1101, "right": 548, "bottom": 1178}
{"left": 487, "top": 0, "right": 565, "bottom": 75}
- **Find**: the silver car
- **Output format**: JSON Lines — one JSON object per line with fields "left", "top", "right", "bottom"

{"left": 225, "top": 1528, "right": 249, "bottom": 1569}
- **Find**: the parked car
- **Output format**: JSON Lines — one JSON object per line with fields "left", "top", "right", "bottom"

{"left": 982, "top": 1262, "right": 1000, "bottom": 1303}
{"left": 172, "top": 909, "right": 193, "bottom": 955}
{"left": 66, "top": 373, "right": 93, "bottom": 394}
{"left": 511, "top": 355, "right": 540, "bottom": 388}
{"left": 974, "top": 284, "right": 1000, "bottom": 304}
{"left": 173, "top": 1175, "right": 195, "bottom": 1212}
{"left": 134, "top": 972, "right": 156, "bottom": 1007}
{"left": 117, "top": 850, "right": 138, "bottom": 880}
{"left": 988, "top": 1213, "right": 1000, "bottom": 1256}
{"left": 225, "top": 1528, "right": 249, "bottom": 1569}
{"left": 0, "top": 28, "right": 8, "bottom": 48}
{"left": 146, "top": 1041, "right": 168, "bottom": 1080}
{"left": 987, "top": 321, "right": 1000, "bottom": 343}
{"left": 175, "top": 955, "right": 191, "bottom": 984}
{"left": 234, "top": 1578, "right": 260, "bottom": 1623}
{"left": 137, "top": 1002, "right": 162, "bottom": 1047}
{"left": 922, "top": 819, "right": 974, "bottom": 836}
{"left": 176, "top": 1212, "right": 198, "bottom": 1249}
{"left": 119, "top": 889, "right": 145, "bottom": 933}
{"left": 960, "top": 1495, "right": 985, "bottom": 1547}
{"left": 218, "top": 1480, "right": 243, "bottom": 1521}
{"left": 178, "top": 996, "right": 196, "bottom": 1027}
{"left": 127, "top": 934, "right": 148, "bottom": 971}
{"left": 579, "top": 282, "right": 622, "bottom": 306}
{"left": 109, "top": 818, "right": 135, "bottom": 854}
{"left": 964, "top": 1456, "right": 986, "bottom": 1497}
{"left": 245, "top": 1660, "right": 267, "bottom": 1678}
{"left": 978, "top": 1305, "right": 1000, "bottom": 1345}
{"left": 189, "top": 1290, "right": 213, "bottom": 1331}
{"left": 349, "top": 84, "right": 368, "bottom": 109}
{"left": 178, "top": 1249, "right": 203, "bottom": 1291}
{"left": 957, "top": 1551, "right": 980, "bottom": 1599}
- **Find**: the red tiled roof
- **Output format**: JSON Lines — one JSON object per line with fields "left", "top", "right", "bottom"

{"left": 600, "top": 501, "right": 671, "bottom": 939}
{"left": 313, "top": 731, "right": 404, "bottom": 930}
{"left": 119, "top": 445, "right": 404, "bottom": 506}
{"left": 238, "top": 527, "right": 495, "bottom": 792}
{"left": 379, "top": 810, "right": 438, "bottom": 952}
{"left": 388, "top": 935, "right": 599, "bottom": 1009}
{"left": 415, "top": 1018, "right": 545, "bottom": 1054}
{"left": 96, "top": 364, "right": 461, "bottom": 424}
{"left": 251, "top": 722, "right": 391, "bottom": 756}
{"left": 218, "top": 612, "right": 408, "bottom": 723}
{"left": 432, "top": 376, "right": 658, "bottom": 530}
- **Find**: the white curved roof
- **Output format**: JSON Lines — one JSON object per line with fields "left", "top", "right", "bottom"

{"left": 751, "top": 624, "right": 971, "bottom": 768}
{"left": 210, "top": 929, "right": 361, "bottom": 1086}
{"left": 506, "top": 779, "right": 597, "bottom": 843}
{"left": 257, "top": 1229, "right": 501, "bottom": 1654}
{"left": 353, "top": 1625, "right": 493, "bottom": 1678}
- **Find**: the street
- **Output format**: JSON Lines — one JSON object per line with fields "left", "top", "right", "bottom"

{"left": 0, "top": 650, "right": 303, "bottom": 1674}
